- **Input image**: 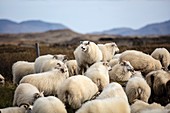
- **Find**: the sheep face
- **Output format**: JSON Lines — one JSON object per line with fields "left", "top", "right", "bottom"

{"left": 121, "top": 60, "right": 134, "bottom": 72}
{"left": 80, "top": 41, "right": 90, "bottom": 52}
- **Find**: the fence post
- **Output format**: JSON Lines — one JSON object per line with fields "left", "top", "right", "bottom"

{"left": 35, "top": 43, "right": 40, "bottom": 58}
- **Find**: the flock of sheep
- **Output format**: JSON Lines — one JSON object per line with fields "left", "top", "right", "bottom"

{"left": 0, "top": 40, "right": 170, "bottom": 113}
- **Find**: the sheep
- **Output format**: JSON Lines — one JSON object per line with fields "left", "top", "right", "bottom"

{"left": 119, "top": 50, "right": 162, "bottom": 75}
{"left": 12, "top": 61, "right": 34, "bottom": 85}
{"left": 84, "top": 62, "right": 111, "bottom": 91}
{"left": 53, "top": 54, "right": 68, "bottom": 63}
{"left": 97, "top": 42, "right": 119, "bottom": 62}
{"left": 109, "top": 58, "right": 119, "bottom": 67}
{"left": 109, "top": 60, "right": 134, "bottom": 83}
{"left": 96, "top": 82, "right": 128, "bottom": 102}
{"left": 13, "top": 83, "right": 44, "bottom": 106}
{"left": 57, "top": 75, "right": 98, "bottom": 109}
{"left": 151, "top": 48, "right": 170, "bottom": 70}
{"left": 0, "top": 74, "right": 5, "bottom": 86}
{"left": 125, "top": 74, "right": 151, "bottom": 104}
{"left": 130, "top": 99, "right": 167, "bottom": 113}
{"left": 32, "top": 96, "right": 67, "bottom": 113}
{"left": 0, "top": 103, "right": 32, "bottom": 113}
{"left": 34, "top": 54, "right": 67, "bottom": 73}
{"left": 66, "top": 60, "right": 78, "bottom": 76}
{"left": 40, "top": 58, "right": 66, "bottom": 73}
{"left": 20, "top": 65, "right": 69, "bottom": 96}
{"left": 76, "top": 97, "right": 130, "bottom": 113}
{"left": 145, "top": 70, "right": 170, "bottom": 97}
{"left": 74, "top": 41, "right": 103, "bottom": 74}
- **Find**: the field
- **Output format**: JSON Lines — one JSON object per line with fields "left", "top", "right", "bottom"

{"left": 0, "top": 34, "right": 170, "bottom": 111}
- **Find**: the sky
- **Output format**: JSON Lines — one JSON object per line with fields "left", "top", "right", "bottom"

{"left": 0, "top": 0, "right": 170, "bottom": 33}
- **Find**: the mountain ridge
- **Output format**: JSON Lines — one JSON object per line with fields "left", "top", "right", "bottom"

{"left": 0, "top": 19, "right": 68, "bottom": 34}
{"left": 93, "top": 19, "right": 170, "bottom": 36}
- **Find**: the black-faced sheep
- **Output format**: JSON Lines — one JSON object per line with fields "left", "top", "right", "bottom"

{"left": 151, "top": 48, "right": 170, "bottom": 70}
{"left": 13, "top": 83, "right": 44, "bottom": 106}
{"left": 20, "top": 66, "right": 69, "bottom": 96}
{"left": 119, "top": 50, "right": 162, "bottom": 75}
{"left": 12, "top": 61, "right": 34, "bottom": 85}
{"left": 32, "top": 96, "right": 67, "bottom": 113}
{"left": 109, "top": 60, "right": 134, "bottom": 83}
{"left": 84, "top": 62, "right": 111, "bottom": 91}
{"left": 97, "top": 42, "right": 119, "bottom": 62}
{"left": 74, "top": 41, "right": 103, "bottom": 74}
{"left": 57, "top": 75, "right": 98, "bottom": 109}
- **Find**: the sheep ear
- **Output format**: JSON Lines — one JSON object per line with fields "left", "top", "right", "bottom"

{"left": 112, "top": 42, "right": 116, "bottom": 46}
{"left": 87, "top": 41, "right": 90, "bottom": 45}
{"left": 80, "top": 41, "right": 83, "bottom": 44}
{"left": 19, "top": 103, "right": 29, "bottom": 109}
{"left": 120, "top": 60, "right": 126, "bottom": 66}
{"left": 53, "top": 55, "right": 58, "bottom": 59}
{"left": 63, "top": 55, "right": 68, "bottom": 62}
{"left": 34, "top": 93, "right": 41, "bottom": 99}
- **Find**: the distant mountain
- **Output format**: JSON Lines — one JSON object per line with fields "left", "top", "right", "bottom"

{"left": 0, "top": 19, "right": 68, "bottom": 34}
{"left": 93, "top": 20, "right": 170, "bottom": 36}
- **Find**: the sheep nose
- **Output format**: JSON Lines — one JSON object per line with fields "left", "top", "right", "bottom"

{"left": 81, "top": 46, "right": 86, "bottom": 51}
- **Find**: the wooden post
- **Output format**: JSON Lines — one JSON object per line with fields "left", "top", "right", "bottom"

{"left": 35, "top": 43, "right": 40, "bottom": 58}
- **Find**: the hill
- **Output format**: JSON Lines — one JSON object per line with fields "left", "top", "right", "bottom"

{"left": 0, "top": 19, "right": 68, "bottom": 34}
{"left": 94, "top": 20, "right": 170, "bottom": 36}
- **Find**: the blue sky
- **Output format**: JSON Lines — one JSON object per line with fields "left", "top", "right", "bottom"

{"left": 0, "top": 0, "right": 170, "bottom": 33}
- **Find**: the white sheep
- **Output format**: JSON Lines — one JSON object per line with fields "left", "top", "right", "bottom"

{"left": 57, "top": 75, "right": 98, "bottom": 109}
{"left": 0, "top": 74, "right": 5, "bottom": 86}
{"left": 76, "top": 97, "right": 130, "bottom": 113}
{"left": 119, "top": 50, "right": 162, "bottom": 75}
{"left": 53, "top": 54, "right": 68, "bottom": 63}
{"left": 125, "top": 75, "right": 151, "bottom": 104}
{"left": 40, "top": 59, "right": 66, "bottom": 73}
{"left": 12, "top": 61, "right": 34, "bottom": 85}
{"left": 131, "top": 99, "right": 166, "bottom": 113}
{"left": 97, "top": 42, "right": 119, "bottom": 62}
{"left": 84, "top": 62, "right": 111, "bottom": 91}
{"left": 34, "top": 54, "right": 67, "bottom": 73}
{"left": 66, "top": 60, "right": 78, "bottom": 76}
{"left": 20, "top": 66, "right": 69, "bottom": 96}
{"left": 74, "top": 41, "right": 103, "bottom": 74}
{"left": 151, "top": 48, "right": 170, "bottom": 70}
{"left": 96, "top": 82, "right": 128, "bottom": 102}
{"left": 109, "top": 58, "right": 119, "bottom": 67}
{"left": 32, "top": 96, "right": 67, "bottom": 113}
{"left": 145, "top": 70, "right": 170, "bottom": 97}
{"left": 13, "top": 83, "right": 44, "bottom": 106}
{"left": 0, "top": 103, "right": 32, "bottom": 113}
{"left": 109, "top": 60, "right": 134, "bottom": 83}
